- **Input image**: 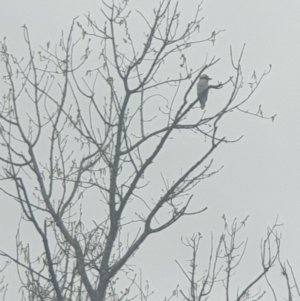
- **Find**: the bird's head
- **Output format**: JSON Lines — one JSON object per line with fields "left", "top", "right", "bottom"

{"left": 199, "top": 74, "right": 212, "bottom": 81}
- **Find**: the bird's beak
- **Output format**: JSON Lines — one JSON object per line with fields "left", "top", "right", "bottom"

{"left": 208, "top": 77, "right": 212, "bottom": 80}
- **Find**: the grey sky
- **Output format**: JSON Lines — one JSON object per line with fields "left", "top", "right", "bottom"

{"left": 1, "top": 0, "right": 300, "bottom": 298}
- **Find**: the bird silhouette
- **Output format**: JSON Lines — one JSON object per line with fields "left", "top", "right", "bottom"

{"left": 197, "top": 74, "right": 212, "bottom": 109}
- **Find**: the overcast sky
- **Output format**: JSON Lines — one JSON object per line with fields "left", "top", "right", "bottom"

{"left": 1, "top": 0, "right": 300, "bottom": 299}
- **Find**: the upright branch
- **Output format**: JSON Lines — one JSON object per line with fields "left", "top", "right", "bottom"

{"left": 178, "top": 217, "right": 287, "bottom": 301}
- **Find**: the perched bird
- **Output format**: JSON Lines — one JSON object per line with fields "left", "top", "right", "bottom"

{"left": 197, "top": 74, "right": 212, "bottom": 109}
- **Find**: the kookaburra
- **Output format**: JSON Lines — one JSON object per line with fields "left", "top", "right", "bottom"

{"left": 197, "top": 74, "right": 212, "bottom": 109}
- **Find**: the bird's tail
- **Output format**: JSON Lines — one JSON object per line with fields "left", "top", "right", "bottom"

{"left": 200, "top": 103, "right": 205, "bottom": 110}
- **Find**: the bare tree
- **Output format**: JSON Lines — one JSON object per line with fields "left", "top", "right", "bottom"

{"left": 176, "top": 216, "right": 298, "bottom": 301}
{"left": 0, "top": 1, "right": 287, "bottom": 301}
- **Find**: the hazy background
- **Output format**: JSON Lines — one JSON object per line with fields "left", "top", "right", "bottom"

{"left": 1, "top": 0, "right": 299, "bottom": 299}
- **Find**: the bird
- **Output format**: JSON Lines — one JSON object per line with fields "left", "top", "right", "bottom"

{"left": 197, "top": 74, "right": 212, "bottom": 109}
